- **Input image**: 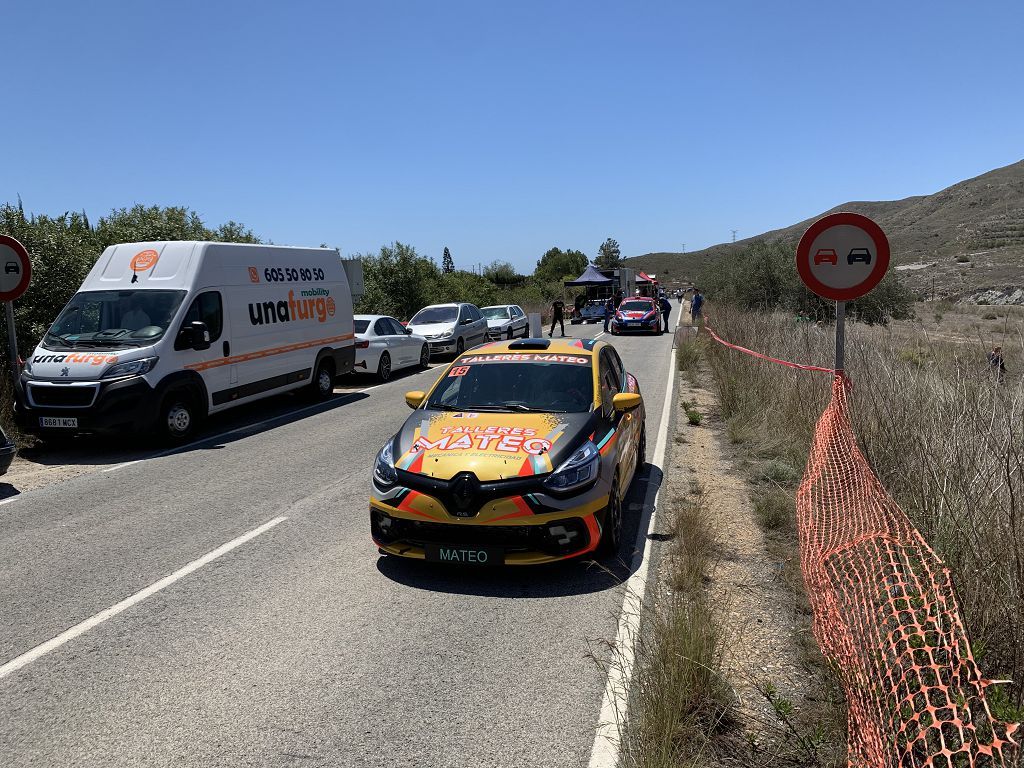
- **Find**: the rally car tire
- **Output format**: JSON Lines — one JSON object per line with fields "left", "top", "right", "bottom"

{"left": 598, "top": 475, "right": 623, "bottom": 557}
{"left": 637, "top": 425, "right": 647, "bottom": 469}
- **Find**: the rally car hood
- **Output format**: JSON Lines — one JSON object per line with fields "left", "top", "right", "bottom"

{"left": 393, "top": 409, "right": 599, "bottom": 482}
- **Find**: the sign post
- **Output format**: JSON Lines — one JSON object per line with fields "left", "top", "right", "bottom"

{"left": 795, "top": 212, "right": 890, "bottom": 374}
{"left": 0, "top": 235, "right": 34, "bottom": 392}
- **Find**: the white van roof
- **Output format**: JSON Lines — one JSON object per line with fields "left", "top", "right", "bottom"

{"left": 81, "top": 241, "right": 344, "bottom": 293}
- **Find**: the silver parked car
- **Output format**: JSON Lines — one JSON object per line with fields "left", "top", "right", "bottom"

{"left": 354, "top": 315, "right": 430, "bottom": 381}
{"left": 481, "top": 304, "right": 529, "bottom": 340}
{"left": 407, "top": 303, "right": 488, "bottom": 358}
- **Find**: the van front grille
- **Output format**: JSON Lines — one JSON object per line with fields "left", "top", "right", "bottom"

{"left": 28, "top": 384, "right": 98, "bottom": 408}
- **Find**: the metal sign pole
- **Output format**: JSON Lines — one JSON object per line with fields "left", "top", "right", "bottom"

{"left": 835, "top": 300, "right": 846, "bottom": 373}
{"left": 4, "top": 301, "right": 19, "bottom": 389}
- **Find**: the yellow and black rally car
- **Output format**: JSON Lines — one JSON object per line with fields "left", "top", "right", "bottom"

{"left": 370, "top": 337, "right": 646, "bottom": 564}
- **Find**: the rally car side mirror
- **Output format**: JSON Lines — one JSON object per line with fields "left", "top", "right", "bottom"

{"left": 405, "top": 390, "right": 426, "bottom": 409}
{"left": 612, "top": 393, "right": 642, "bottom": 413}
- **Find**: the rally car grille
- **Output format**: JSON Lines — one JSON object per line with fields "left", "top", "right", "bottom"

{"left": 372, "top": 512, "right": 590, "bottom": 556}
{"left": 396, "top": 469, "right": 541, "bottom": 518}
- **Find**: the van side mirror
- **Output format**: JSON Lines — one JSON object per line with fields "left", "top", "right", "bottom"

{"left": 190, "top": 321, "right": 211, "bottom": 351}
{"left": 405, "top": 391, "right": 426, "bottom": 409}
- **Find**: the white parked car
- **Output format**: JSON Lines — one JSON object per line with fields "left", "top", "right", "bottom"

{"left": 406, "top": 303, "right": 488, "bottom": 358}
{"left": 481, "top": 304, "right": 529, "bottom": 340}
{"left": 354, "top": 315, "right": 430, "bottom": 381}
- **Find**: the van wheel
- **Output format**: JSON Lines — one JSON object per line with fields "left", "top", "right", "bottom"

{"left": 160, "top": 390, "right": 199, "bottom": 444}
{"left": 598, "top": 476, "right": 623, "bottom": 558}
{"left": 310, "top": 358, "right": 335, "bottom": 400}
{"left": 377, "top": 352, "right": 392, "bottom": 382}
{"left": 419, "top": 345, "right": 430, "bottom": 368}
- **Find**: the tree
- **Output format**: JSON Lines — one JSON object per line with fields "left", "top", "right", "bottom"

{"left": 483, "top": 261, "right": 523, "bottom": 285}
{"left": 534, "top": 247, "right": 588, "bottom": 284}
{"left": 596, "top": 238, "right": 622, "bottom": 269}
{"left": 356, "top": 242, "right": 441, "bottom": 320}
{"left": 442, "top": 246, "right": 455, "bottom": 274}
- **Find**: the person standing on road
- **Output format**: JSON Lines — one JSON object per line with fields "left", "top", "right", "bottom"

{"left": 988, "top": 345, "right": 1007, "bottom": 383}
{"left": 690, "top": 288, "right": 704, "bottom": 325}
{"left": 548, "top": 299, "right": 565, "bottom": 337}
{"left": 659, "top": 294, "right": 672, "bottom": 334}
{"left": 603, "top": 298, "right": 614, "bottom": 333}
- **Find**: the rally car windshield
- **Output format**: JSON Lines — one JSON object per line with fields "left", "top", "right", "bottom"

{"left": 410, "top": 306, "right": 457, "bottom": 324}
{"left": 44, "top": 290, "right": 187, "bottom": 349}
{"left": 426, "top": 358, "right": 594, "bottom": 413}
{"left": 619, "top": 300, "right": 654, "bottom": 312}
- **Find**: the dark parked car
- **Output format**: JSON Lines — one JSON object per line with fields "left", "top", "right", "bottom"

{"left": 0, "top": 425, "right": 16, "bottom": 476}
{"left": 848, "top": 248, "right": 872, "bottom": 265}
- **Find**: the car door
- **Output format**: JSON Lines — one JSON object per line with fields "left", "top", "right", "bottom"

{"left": 469, "top": 305, "right": 488, "bottom": 345}
{"left": 512, "top": 306, "right": 527, "bottom": 335}
{"left": 599, "top": 347, "right": 638, "bottom": 487}
{"left": 174, "top": 291, "right": 235, "bottom": 411}
{"left": 384, "top": 317, "right": 414, "bottom": 368}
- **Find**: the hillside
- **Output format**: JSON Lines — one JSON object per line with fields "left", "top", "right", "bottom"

{"left": 626, "top": 159, "right": 1024, "bottom": 302}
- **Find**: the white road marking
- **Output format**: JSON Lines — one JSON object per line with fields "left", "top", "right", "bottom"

{"left": 0, "top": 497, "right": 20, "bottom": 507}
{"left": 588, "top": 324, "right": 679, "bottom": 767}
{"left": 0, "top": 515, "right": 288, "bottom": 681}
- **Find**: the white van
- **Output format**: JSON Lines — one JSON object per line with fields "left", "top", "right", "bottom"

{"left": 17, "top": 241, "right": 355, "bottom": 442}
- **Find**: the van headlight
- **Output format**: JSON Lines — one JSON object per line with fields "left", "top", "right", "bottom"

{"left": 543, "top": 441, "right": 600, "bottom": 493}
{"left": 374, "top": 439, "right": 398, "bottom": 487}
{"left": 102, "top": 357, "right": 159, "bottom": 379}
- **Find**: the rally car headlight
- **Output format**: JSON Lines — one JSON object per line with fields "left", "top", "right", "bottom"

{"left": 374, "top": 439, "right": 398, "bottom": 486}
{"left": 102, "top": 356, "right": 159, "bottom": 379}
{"left": 544, "top": 441, "right": 600, "bottom": 493}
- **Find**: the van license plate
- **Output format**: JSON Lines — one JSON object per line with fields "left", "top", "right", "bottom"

{"left": 39, "top": 417, "right": 78, "bottom": 429}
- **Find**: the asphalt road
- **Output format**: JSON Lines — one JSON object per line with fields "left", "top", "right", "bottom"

{"left": 0, "top": 320, "right": 678, "bottom": 768}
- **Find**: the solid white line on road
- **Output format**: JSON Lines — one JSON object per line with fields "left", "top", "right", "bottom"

{"left": 0, "top": 515, "right": 288, "bottom": 681}
{"left": 0, "top": 497, "right": 20, "bottom": 507}
{"left": 588, "top": 325, "right": 679, "bottom": 767}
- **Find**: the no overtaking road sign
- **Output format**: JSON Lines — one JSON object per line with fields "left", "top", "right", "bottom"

{"left": 796, "top": 212, "right": 890, "bottom": 302}
{"left": 0, "top": 235, "right": 32, "bottom": 302}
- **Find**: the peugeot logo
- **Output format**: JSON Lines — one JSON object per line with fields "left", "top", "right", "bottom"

{"left": 449, "top": 472, "right": 480, "bottom": 517}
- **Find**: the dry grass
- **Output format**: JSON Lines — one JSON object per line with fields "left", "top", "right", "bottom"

{"left": 618, "top": 487, "right": 736, "bottom": 768}
{"left": 704, "top": 305, "right": 1024, "bottom": 718}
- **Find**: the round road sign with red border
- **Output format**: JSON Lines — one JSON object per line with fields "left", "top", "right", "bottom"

{"left": 796, "top": 212, "right": 890, "bottom": 301}
{"left": 0, "top": 235, "right": 32, "bottom": 302}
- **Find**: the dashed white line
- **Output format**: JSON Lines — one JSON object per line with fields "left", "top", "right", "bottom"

{"left": 0, "top": 515, "right": 288, "bottom": 681}
{"left": 588, "top": 324, "right": 679, "bottom": 767}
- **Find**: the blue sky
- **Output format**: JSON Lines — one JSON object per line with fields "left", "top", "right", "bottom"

{"left": 4, "top": 1, "right": 1022, "bottom": 272}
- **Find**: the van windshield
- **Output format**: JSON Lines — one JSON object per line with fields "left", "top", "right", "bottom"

{"left": 44, "top": 290, "right": 187, "bottom": 349}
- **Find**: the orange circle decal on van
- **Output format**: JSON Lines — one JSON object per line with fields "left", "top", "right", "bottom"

{"left": 326, "top": 297, "right": 336, "bottom": 317}
{"left": 130, "top": 249, "right": 159, "bottom": 271}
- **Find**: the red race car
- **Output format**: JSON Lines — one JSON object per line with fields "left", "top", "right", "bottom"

{"left": 610, "top": 298, "right": 662, "bottom": 335}
{"left": 813, "top": 248, "right": 838, "bottom": 266}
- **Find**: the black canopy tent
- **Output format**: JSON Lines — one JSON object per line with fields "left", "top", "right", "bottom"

{"left": 563, "top": 265, "right": 613, "bottom": 287}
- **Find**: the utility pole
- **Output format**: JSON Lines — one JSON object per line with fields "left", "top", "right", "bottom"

{"left": 680, "top": 243, "right": 686, "bottom": 255}
{"left": 731, "top": 230, "right": 738, "bottom": 243}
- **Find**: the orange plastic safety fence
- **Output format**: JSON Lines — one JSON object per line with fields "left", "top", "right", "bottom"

{"left": 798, "top": 376, "right": 1020, "bottom": 767}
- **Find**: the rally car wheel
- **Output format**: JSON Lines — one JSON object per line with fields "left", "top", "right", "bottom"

{"left": 598, "top": 476, "right": 623, "bottom": 557}
{"left": 637, "top": 425, "right": 647, "bottom": 469}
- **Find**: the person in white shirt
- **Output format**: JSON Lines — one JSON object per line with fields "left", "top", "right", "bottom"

{"left": 121, "top": 298, "right": 151, "bottom": 329}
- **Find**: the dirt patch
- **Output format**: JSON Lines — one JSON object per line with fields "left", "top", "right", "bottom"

{"left": 667, "top": 356, "right": 844, "bottom": 764}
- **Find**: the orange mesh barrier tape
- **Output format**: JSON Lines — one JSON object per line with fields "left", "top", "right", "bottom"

{"left": 703, "top": 316, "right": 836, "bottom": 374}
{"left": 703, "top": 320, "right": 1021, "bottom": 766}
